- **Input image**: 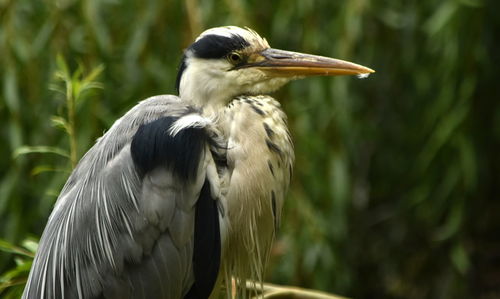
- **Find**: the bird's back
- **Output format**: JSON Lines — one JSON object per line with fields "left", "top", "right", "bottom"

{"left": 23, "top": 95, "right": 221, "bottom": 299}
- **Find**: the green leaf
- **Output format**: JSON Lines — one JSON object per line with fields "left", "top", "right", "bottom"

{"left": 424, "top": 1, "right": 457, "bottom": 36}
{"left": 0, "top": 260, "right": 31, "bottom": 290}
{"left": 48, "top": 82, "right": 66, "bottom": 95}
{"left": 75, "top": 64, "right": 105, "bottom": 103}
{"left": 12, "top": 145, "right": 70, "bottom": 159}
{"left": 451, "top": 243, "right": 470, "bottom": 275}
{"left": 50, "top": 116, "right": 69, "bottom": 132}
{"left": 83, "top": 64, "right": 105, "bottom": 84}
{"left": 434, "top": 199, "right": 464, "bottom": 241}
{"left": 55, "top": 54, "right": 70, "bottom": 80}
{"left": 21, "top": 239, "right": 38, "bottom": 254}
{"left": 0, "top": 239, "right": 35, "bottom": 258}
{"left": 31, "top": 165, "right": 70, "bottom": 176}
{"left": 4, "top": 66, "right": 20, "bottom": 113}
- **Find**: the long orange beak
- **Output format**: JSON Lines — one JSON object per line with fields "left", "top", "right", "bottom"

{"left": 240, "top": 48, "right": 374, "bottom": 77}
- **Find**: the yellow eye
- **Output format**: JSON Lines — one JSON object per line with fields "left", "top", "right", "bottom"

{"left": 227, "top": 52, "right": 243, "bottom": 64}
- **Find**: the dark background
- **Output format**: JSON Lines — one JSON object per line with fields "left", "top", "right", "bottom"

{"left": 1, "top": 0, "right": 499, "bottom": 298}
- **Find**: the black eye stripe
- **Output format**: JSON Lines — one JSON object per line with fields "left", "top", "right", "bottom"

{"left": 189, "top": 34, "right": 250, "bottom": 59}
{"left": 176, "top": 33, "right": 251, "bottom": 92}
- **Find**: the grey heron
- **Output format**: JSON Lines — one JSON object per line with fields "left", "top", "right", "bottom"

{"left": 22, "top": 26, "right": 373, "bottom": 299}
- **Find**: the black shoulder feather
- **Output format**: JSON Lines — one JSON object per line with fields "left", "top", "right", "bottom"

{"left": 130, "top": 115, "right": 208, "bottom": 181}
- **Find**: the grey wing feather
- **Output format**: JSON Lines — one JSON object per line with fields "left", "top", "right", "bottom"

{"left": 22, "top": 95, "right": 207, "bottom": 299}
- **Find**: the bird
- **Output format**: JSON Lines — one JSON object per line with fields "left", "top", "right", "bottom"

{"left": 22, "top": 26, "right": 373, "bottom": 299}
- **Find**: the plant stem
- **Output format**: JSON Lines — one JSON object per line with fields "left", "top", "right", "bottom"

{"left": 66, "top": 79, "right": 77, "bottom": 169}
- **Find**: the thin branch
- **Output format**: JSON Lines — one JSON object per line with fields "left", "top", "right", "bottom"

{"left": 237, "top": 279, "right": 350, "bottom": 299}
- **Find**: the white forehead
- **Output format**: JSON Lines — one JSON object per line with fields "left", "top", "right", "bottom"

{"left": 196, "top": 26, "right": 269, "bottom": 48}
{"left": 197, "top": 26, "right": 254, "bottom": 40}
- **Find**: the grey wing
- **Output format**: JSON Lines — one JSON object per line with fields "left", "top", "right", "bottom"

{"left": 22, "top": 95, "right": 221, "bottom": 299}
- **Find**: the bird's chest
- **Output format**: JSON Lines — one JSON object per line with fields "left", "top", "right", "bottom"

{"left": 222, "top": 96, "right": 293, "bottom": 197}
{"left": 216, "top": 96, "right": 294, "bottom": 252}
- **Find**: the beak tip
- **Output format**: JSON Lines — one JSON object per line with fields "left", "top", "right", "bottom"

{"left": 355, "top": 66, "right": 375, "bottom": 79}
{"left": 359, "top": 66, "right": 375, "bottom": 74}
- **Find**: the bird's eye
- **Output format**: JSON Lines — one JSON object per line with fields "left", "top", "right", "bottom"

{"left": 227, "top": 52, "right": 243, "bottom": 64}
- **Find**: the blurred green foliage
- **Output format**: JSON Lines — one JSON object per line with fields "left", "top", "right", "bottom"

{"left": 0, "top": 0, "right": 498, "bottom": 298}
{"left": 0, "top": 238, "right": 36, "bottom": 298}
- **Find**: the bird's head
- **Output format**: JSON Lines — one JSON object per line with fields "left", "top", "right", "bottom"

{"left": 176, "top": 26, "right": 374, "bottom": 114}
